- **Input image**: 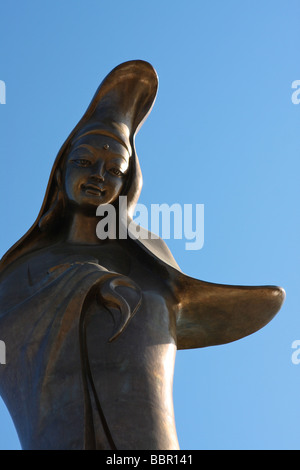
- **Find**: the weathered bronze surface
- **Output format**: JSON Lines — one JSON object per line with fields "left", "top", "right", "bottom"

{"left": 0, "top": 60, "right": 285, "bottom": 450}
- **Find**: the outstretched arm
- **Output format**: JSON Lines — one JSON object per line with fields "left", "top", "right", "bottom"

{"left": 172, "top": 273, "right": 285, "bottom": 350}
{"left": 132, "top": 232, "right": 285, "bottom": 350}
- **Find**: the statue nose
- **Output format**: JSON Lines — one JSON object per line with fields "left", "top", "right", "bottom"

{"left": 91, "top": 162, "right": 105, "bottom": 181}
{"left": 90, "top": 173, "right": 104, "bottom": 182}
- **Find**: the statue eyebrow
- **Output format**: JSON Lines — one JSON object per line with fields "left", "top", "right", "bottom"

{"left": 71, "top": 144, "right": 95, "bottom": 155}
{"left": 109, "top": 156, "right": 128, "bottom": 164}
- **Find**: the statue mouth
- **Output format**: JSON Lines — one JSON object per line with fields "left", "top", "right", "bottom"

{"left": 82, "top": 184, "right": 106, "bottom": 196}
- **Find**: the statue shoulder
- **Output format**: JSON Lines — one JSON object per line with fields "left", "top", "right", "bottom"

{"left": 129, "top": 224, "right": 182, "bottom": 273}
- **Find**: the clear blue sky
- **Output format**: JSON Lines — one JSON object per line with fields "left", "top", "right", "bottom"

{"left": 0, "top": 0, "right": 299, "bottom": 450}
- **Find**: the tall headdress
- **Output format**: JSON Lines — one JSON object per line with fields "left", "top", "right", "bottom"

{"left": 0, "top": 60, "right": 158, "bottom": 272}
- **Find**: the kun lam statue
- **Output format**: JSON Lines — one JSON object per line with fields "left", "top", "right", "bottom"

{"left": 0, "top": 60, "right": 285, "bottom": 450}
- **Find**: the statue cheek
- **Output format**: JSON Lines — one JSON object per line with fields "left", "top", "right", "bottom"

{"left": 64, "top": 170, "right": 84, "bottom": 198}
{"left": 107, "top": 178, "right": 124, "bottom": 196}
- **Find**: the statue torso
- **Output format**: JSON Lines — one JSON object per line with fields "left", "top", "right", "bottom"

{"left": 0, "top": 240, "right": 179, "bottom": 450}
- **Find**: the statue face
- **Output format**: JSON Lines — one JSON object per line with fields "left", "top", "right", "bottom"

{"left": 63, "top": 133, "right": 130, "bottom": 212}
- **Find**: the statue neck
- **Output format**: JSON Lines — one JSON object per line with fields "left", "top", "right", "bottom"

{"left": 66, "top": 212, "right": 101, "bottom": 245}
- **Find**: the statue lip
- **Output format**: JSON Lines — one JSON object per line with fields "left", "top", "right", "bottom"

{"left": 82, "top": 183, "right": 105, "bottom": 196}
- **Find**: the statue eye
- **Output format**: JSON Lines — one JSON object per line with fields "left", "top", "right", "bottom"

{"left": 109, "top": 167, "right": 123, "bottom": 176}
{"left": 73, "top": 159, "right": 91, "bottom": 167}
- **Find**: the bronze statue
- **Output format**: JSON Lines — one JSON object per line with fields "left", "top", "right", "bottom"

{"left": 0, "top": 60, "right": 285, "bottom": 450}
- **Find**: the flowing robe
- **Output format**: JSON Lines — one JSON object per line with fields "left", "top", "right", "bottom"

{"left": 0, "top": 241, "right": 179, "bottom": 450}
{"left": 0, "top": 237, "right": 284, "bottom": 450}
